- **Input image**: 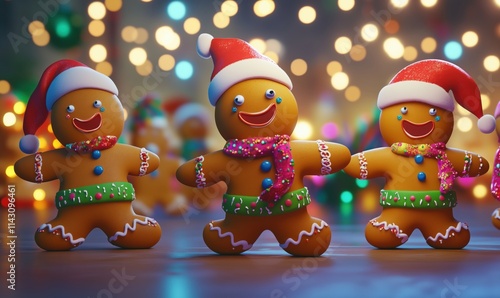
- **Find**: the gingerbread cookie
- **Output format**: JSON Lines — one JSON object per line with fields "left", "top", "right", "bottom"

{"left": 176, "top": 34, "right": 351, "bottom": 256}
{"left": 344, "top": 59, "right": 494, "bottom": 249}
{"left": 14, "top": 60, "right": 161, "bottom": 250}
{"left": 489, "top": 102, "right": 500, "bottom": 229}
{"left": 128, "top": 94, "right": 189, "bottom": 216}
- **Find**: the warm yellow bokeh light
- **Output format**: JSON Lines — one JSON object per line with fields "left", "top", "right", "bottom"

{"left": 345, "top": 86, "right": 361, "bottom": 102}
{"left": 383, "top": 37, "right": 404, "bottom": 59}
{"left": 88, "top": 20, "right": 105, "bottom": 37}
{"left": 290, "top": 59, "right": 307, "bottom": 76}
{"left": 349, "top": 45, "right": 366, "bottom": 61}
{"left": 264, "top": 51, "right": 279, "bottom": 63}
{"left": 254, "top": 0, "right": 275, "bottom": 17}
{"left": 105, "top": 0, "right": 122, "bottom": 12}
{"left": 462, "top": 31, "right": 478, "bottom": 47}
{"left": 456, "top": 105, "right": 470, "bottom": 116}
{"left": 331, "top": 72, "right": 349, "bottom": 90}
{"left": 5, "top": 165, "right": 16, "bottom": 178}
{"left": 88, "top": 1, "right": 107, "bottom": 20}
{"left": 384, "top": 20, "right": 400, "bottom": 34}
{"left": 495, "top": 0, "right": 500, "bottom": 7}
{"left": 33, "top": 30, "right": 50, "bottom": 46}
{"left": 184, "top": 17, "right": 201, "bottom": 35}
{"left": 3, "top": 112, "right": 16, "bottom": 127}
{"left": 472, "top": 184, "right": 488, "bottom": 199}
{"left": 456, "top": 116, "right": 473, "bottom": 132}
{"left": 135, "top": 27, "right": 149, "bottom": 44}
{"left": 361, "top": 23, "right": 379, "bottom": 42}
{"left": 47, "top": 123, "right": 53, "bottom": 133}
{"left": 338, "top": 0, "right": 355, "bottom": 11}
{"left": 136, "top": 60, "right": 153, "bottom": 76}
{"left": 33, "top": 189, "right": 46, "bottom": 201}
{"left": 484, "top": 55, "right": 500, "bottom": 72}
{"left": 326, "top": 61, "right": 343, "bottom": 76}
{"left": 403, "top": 46, "right": 418, "bottom": 61}
{"left": 249, "top": 38, "right": 266, "bottom": 53}
{"left": 13, "top": 101, "right": 26, "bottom": 114}
{"left": 421, "top": 37, "right": 437, "bottom": 53}
{"left": 129, "top": 47, "right": 147, "bottom": 66}
{"left": 38, "top": 136, "right": 48, "bottom": 150}
{"left": 158, "top": 54, "right": 176, "bottom": 71}
{"left": 0, "top": 80, "right": 11, "bottom": 94}
{"left": 292, "top": 120, "right": 313, "bottom": 140}
{"left": 155, "top": 27, "right": 180, "bottom": 50}
{"left": 28, "top": 20, "right": 45, "bottom": 36}
{"left": 213, "top": 12, "right": 230, "bottom": 28}
{"left": 122, "top": 26, "right": 137, "bottom": 43}
{"left": 334, "top": 36, "right": 352, "bottom": 54}
{"left": 420, "top": 0, "right": 438, "bottom": 7}
{"left": 95, "top": 61, "right": 113, "bottom": 76}
{"left": 391, "top": 0, "right": 409, "bottom": 8}
{"left": 53, "top": 139, "right": 63, "bottom": 149}
{"left": 89, "top": 44, "right": 107, "bottom": 63}
{"left": 221, "top": 0, "right": 239, "bottom": 16}
{"left": 298, "top": 6, "right": 316, "bottom": 24}
{"left": 481, "top": 94, "right": 491, "bottom": 110}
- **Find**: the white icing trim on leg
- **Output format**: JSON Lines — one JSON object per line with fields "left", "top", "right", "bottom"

{"left": 493, "top": 209, "right": 500, "bottom": 220}
{"left": 38, "top": 223, "right": 85, "bottom": 245}
{"left": 209, "top": 222, "right": 252, "bottom": 250}
{"left": 427, "top": 222, "right": 469, "bottom": 243}
{"left": 370, "top": 220, "right": 409, "bottom": 244}
{"left": 279, "top": 220, "right": 328, "bottom": 249}
{"left": 108, "top": 217, "right": 157, "bottom": 242}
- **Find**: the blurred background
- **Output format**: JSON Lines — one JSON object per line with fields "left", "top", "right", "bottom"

{"left": 1, "top": 0, "right": 499, "bottom": 219}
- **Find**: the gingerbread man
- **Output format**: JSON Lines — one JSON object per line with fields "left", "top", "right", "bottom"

{"left": 176, "top": 34, "right": 351, "bottom": 257}
{"left": 128, "top": 94, "right": 189, "bottom": 216}
{"left": 344, "top": 59, "right": 494, "bottom": 249}
{"left": 14, "top": 60, "right": 161, "bottom": 250}
{"left": 489, "top": 102, "right": 500, "bottom": 229}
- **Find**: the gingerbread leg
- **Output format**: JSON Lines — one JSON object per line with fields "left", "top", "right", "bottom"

{"left": 419, "top": 209, "right": 469, "bottom": 249}
{"left": 365, "top": 209, "right": 414, "bottom": 249}
{"left": 101, "top": 202, "right": 162, "bottom": 249}
{"left": 35, "top": 208, "right": 92, "bottom": 251}
{"left": 492, "top": 208, "right": 500, "bottom": 230}
{"left": 203, "top": 215, "right": 262, "bottom": 255}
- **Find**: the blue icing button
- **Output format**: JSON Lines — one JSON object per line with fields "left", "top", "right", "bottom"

{"left": 414, "top": 154, "right": 424, "bottom": 164}
{"left": 260, "top": 160, "right": 272, "bottom": 172}
{"left": 94, "top": 166, "right": 104, "bottom": 175}
{"left": 417, "top": 172, "right": 426, "bottom": 182}
{"left": 262, "top": 178, "right": 273, "bottom": 190}
{"left": 92, "top": 150, "right": 101, "bottom": 159}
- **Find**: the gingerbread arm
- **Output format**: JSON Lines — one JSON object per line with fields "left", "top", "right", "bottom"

{"left": 343, "top": 147, "right": 393, "bottom": 179}
{"left": 120, "top": 144, "right": 160, "bottom": 176}
{"left": 446, "top": 148, "right": 489, "bottom": 177}
{"left": 14, "top": 149, "right": 67, "bottom": 183}
{"left": 176, "top": 150, "right": 229, "bottom": 188}
{"left": 292, "top": 140, "right": 351, "bottom": 176}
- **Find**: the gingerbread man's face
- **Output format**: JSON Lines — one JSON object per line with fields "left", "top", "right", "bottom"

{"left": 214, "top": 78, "right": 298, "bottom": 140}
{"left": 51, "top": 89, "right": 124, "bottom": 145}
{"left": 179, "top": 117, "right": 207, "bottom": 139}
{"left": 379, "top": 102, "right": 454, "bottom": 145}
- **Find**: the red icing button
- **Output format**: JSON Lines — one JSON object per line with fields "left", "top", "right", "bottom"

{"left": 439, "top": 195, "right": 445, "bottom": 201}
{"left": 393, "top": 197, "right": 398, "bottom": 202}
{"left": 95, "top": 192, "right": 103, "bottom": 200}
{"left": 285, "top": 199, "right": 292, "bottom": 207}
{"left": 410, "top": 195, "right": 416, "bottom": 201}
{"left": 58, "top": 196, "right": 63, "bottom": 201}
{"left": 69, "top": 193, "right": 75, "bottom": 199}
{"left": 235, "top": 203, "right": 241, "bottom": 208}
{"left": 250, "top": 202, "right": 257, "bottom": 208}
{"left": 109, "top": 193, "right": 115, "bottom": 198}
{"left": 425, "top": 195, "right": 431, "bottom": 202}
{"left": 297, "top": 195, "right": 303, "bottom": 200}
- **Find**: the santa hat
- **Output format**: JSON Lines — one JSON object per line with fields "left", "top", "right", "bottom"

{"left": 377, "top": 59, "right": 495, "bottom": 133}
{"left": 197, "top": 33, "right": 292, "bottom": 106}
{"left": 20, "top": 59, "right": 118, "bottom": 154}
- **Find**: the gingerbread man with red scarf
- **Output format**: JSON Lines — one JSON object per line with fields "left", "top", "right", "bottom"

{"left": 176, "top": 34, "right": 351, "bottom": 256}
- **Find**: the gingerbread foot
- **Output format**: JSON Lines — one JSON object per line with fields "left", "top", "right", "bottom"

{"left": 106, "top": 216, "right": 161, "bottom": 249}
{"left": 35, "top": 223, "right": 85, "bottom": 251}
{"left": 365, "top": 218, "right": 411, "bottom": 249}
{"left": 492, "top": 208, "right": 500, "bottom": 230}
{"left": 202, "top": 220, "right": 257, "bottom": 255}
{"left": 277, "top": 219, "right": 331, "bottom": 257}
{"left": 425, "top": 222, "right": 470, "bottom": 249}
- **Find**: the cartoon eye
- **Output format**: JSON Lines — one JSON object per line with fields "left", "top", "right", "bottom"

{"left": 93, "top": 100, "right": 102, "bottom": 108}
{"left": 429, "top": 108, "right": 437, "bottom": 116}
{"left": 66, "top": 105, "right": 75, "bottom": 113}
{"left": 234, "top": 95, "right": 245, "bottom": 106}
{"left": 400, "top": 106, "right": 408, "bottom": 114}
{"left": 265, "top": 89, "right": 275, "bottom": 99}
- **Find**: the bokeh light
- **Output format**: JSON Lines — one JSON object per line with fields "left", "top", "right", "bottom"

{"left": 221, "top": 0, "right": 239, "bottom": 16}
{"left": 95, "top": 61, "right": 113, "bottom": 76}
{"left": 443, "top": 41, "right": 463, "bottom": 60}
{"left": 159, "top": 54, "right": 175, "bottom": 71}
{"left": 391, "top": 0, "right": 409, "bottom": 8}
{"left": 88, "top": 1, "right": 106, "bottom": 20}
{"left": 88, "top": 20, "right": 105, "bottom": 37}
{"left": 334, "top": 36, "right": 352, "bottom": 54}
{"left": 472, "top": 184, "right": 488, "bottom": 199}
{"left": 421, "top": 37, "right": 437, "bottom": 53}
{"left": 290, "top": 59, "right": 307, "bottom": 76}
{"left": 249, "top": 38, "right": 266, "bottom": 53}
{"left": 175, "top": 60, "right": 194, "bottom": 80}
{"left": 13, "top": 101, "right": 25, "bottom": 114}
{"left": 213, "top": 12, "right": 230, "bottom": 28}
{"left": 122, "top": 26, "right": 137, "bottom": 42}
{"left": 0, "top": 80, "right": 11, "bottom": 94}
{"left": 129, "top": 47, "right": 147, "bottom": 66}
{"left": 155, "top": 26, "right": 180, "bottom": 50}
{"left": 383, "top": 37, "right": 404, "bottom": 59}
{"left": 483, "top": 55, "right": 500, "bottom": 72}
{"left": 136, "top": 60, "right": 153, "bottom": 76}
{"left": 33, "top": 189, "right": 46, "bottom": 201}
{"left": 421, "top": 0, "right": 438, "bottom": 7}
{"left": 340, "top": 191, "right": 353, "bottom": 204}
{"left": 456, "top": 116, "right": 473, "bottom": 132}
{"left": 293, "top": 120, "right": 313, "bottom": 139}
{"left": 338, "top": 0, "right": 355, "bottom": 11}
{"left": 254, "top": 0, "right": 275, "bottom": 17}
{"left": 361, "top": 23, "right": 379, "bottom": 42}
{"left": 462, "top": 31, "right": 479, "bottom": 47}
{"left": 167, "top": 1, "right": 187, "bottom": 20}
{"left": 331, "top": 72, "right": 349, "bottom": 90}
{"left": 89, "top": 44, "right": 107, "bottom": 63}
{"left": 105, "top": 0, "right": 122, "bottom": 12}
{"left": 326, "top": 61, "right": 342, "bottom": 76}
{"left": 384, "top": 20, "right": 399, "bottom": 34}
{"left": 403, "top": 46, "right": 418, "bottom": 61}
{"left": 481, "top": 94, "right": 491, "bottom": 110}
{"left": 345, "top": 85, "right": 361, "bottom": 102}
{"left": 135, "top": 28, "right": 149, "bottom": 44}
{"left": 349, "top": 45, "right": 366, "bottom": 61}
{"left": 184, "top": 17, "right": 201, "bottom": 35}
{"left": 3, "top": 112, "right": 16, "bottom": 127}
{"left": 298, "top": 6, "right": 316, "bottom": 24}
{"left": 5, "top": 165, "right": 16, "bottom": 178}
{"left": 321, "top": 122, "right": 339, "bottom": 139}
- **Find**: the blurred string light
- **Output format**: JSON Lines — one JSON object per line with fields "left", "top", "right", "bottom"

{"left": 249, "top": 38, "right": 266, "bottom": 53}
{"left": 338, "top": 0, "right": 355, "bottom": 11}
{"left": 254, "top": 0, "right": 275, "bottom": 17}
{"left": 361, "top": 23, "right": 379, "bottom": 42}
{"left": 345, "top": 85, "right": 361, "bottom": 102}
{"left": 462, "top": 31, "right": 478, "bottom": 47}
{"left": 355, "top": 178, "right": 369, "bottom": 188}
{"left": 326, "top": 61, "right": 342, "bottom": 76}
{"left": 167, "top": 1, "right": 187, "bottom": 20}
{"left": 383, "top": 37, "right": 404, "bottom": 59}
{"left": 33, "top": 189, "right": 46, "bottom": 201}
{"left": 122, "top": 26, "right": 137, "bottom": 42}
{"left": 494, "top": 0, "right": 500, "bottom": 7}
{"left": 0, "top": 80, "right": 11, "bottom": 94}
{"left": 175, "top": 60, "right": 194, "bottom": 80}
{"left": 30, "top": 20, "right": 50, "bottom": 46}
{"left": 221, "top": 0, "right": 238, "bottom": 16}
{"left": 298, "top": 6, "right": 316, "bottom": 24}
{"left": 420, "top": 0, "right": 438, "bottom": 7}
{"left": 213, "top": 12, "right": 230, "bottom": 28}
{"left": 13, "top": 101, "right": 25, "bottom": 114}
{"left": 421, "top": 37, "right": 437, "bottom": 53}
{"left": 159, "top": 54, "right": 176, "bottom": 71}
{"left": 403, "top": 46, "right": 418, "bottom": 61}
{"left": 3, "top": 112, "right": 16, "bottom": 127}
{"left": 129, "top": 47, "right": 147, "bottom": 66}
{"left": 321, "top": 122, "right": 339, "bottom": 139}
{"left": 290, "top": 59, "right": 307, "bottom": 76}
{"left": 104, "top": 0, "right": 122, "bottom": 12}
{"left": 390, "top": 0, "right": 409, "bottom": 8}
{"left": 331, "top": 72, "right": 349, "bottom": 90}
{"left": 473, "top": 184, "right": 488, "bottom": 199}
{"left": 136, "top": 60, "right": 153, "bottom": 76}
{"left": 89, "top": 44, "right": 107, "bottom": 63}
{"left": 88, "top": 1, "right": 106, "bottom": 20}
{"left": 340, "top": 190, "right": 353, "bottom": 204}
{"left": 334, "top": 36, "right": 352, "bottom": 54}
{"left": 266, "top": 39, "right": 283, "bottom": 56}
{"left": 135, "top": 28, "right": 149, "bottom": 44}
{"left": 443, "top": 41, "right": 463, "bottom": 60}
{"left": 484, "top": 55, "right": 500, "bottom": 72}
{"left": 88, "top": 20, "right": 105, "bottom": 37}
{"left": 349, "top": 45, "right": 366, "bottom": 61}
{"left": 481, "top": 94, "right": 491, "bottom": 110}
{"left": 456, "top": 116, "right": 473, "bottom": 132}
{"left": 96, "top": 61, "right": 113, "bottom": 76}
{"left": 384, "top": 19, "right": 399, "bottom": 34}
{"left": 155, "top": 26, "right": 180, "bottom": 50}
{"left": 184, "top": 17, "right": 201, "bottom": 35}
{"left": 5, "top": 165, "right": 16, "bottom": 178}
{"left": 292, "top": 120, "right": 313, "bottom": 139}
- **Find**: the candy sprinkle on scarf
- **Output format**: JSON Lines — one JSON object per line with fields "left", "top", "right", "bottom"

{"left": 66, "top": 135, "right": 117, "bottom": 153}
{"left": 223, "top": 135, "right": 295, "bottom": 203}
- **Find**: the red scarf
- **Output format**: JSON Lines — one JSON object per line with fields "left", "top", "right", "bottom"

{"left": 223, "top": 135, "right": 295, "bottom": 203}
{"left": 491, "top": 147, "right": 500, "bottom": 200}
{"left": 66, "top": 135, "right": 117, "bottom": 153}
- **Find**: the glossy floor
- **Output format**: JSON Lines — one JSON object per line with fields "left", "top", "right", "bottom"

{"left": 1, "top": 202, "right": 500, "bottom": 298}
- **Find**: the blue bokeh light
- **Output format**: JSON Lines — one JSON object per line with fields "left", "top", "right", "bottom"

{"left": 167, "top": 1, "right": 186, "bottom": 20}
{"left": 340, "top": 191, "right": 353, "bottom": 204}
{"left": 175, "top": 60, "right": 193, "bottom": 80}
{"left": 443, "top": 41, "right": 463, "bottom": 60}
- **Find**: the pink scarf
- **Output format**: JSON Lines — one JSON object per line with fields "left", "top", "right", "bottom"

{"left": 66, "top": 135, "right": 117, "bottom": 153}
{"left": 391, "top": 142, "right": 456, "bottom": 194}
{"left": 223, "top": 135, "right": 295, "bottom": 203}
{"left": 491, "top": 147, "right": 500, "bottom": 200}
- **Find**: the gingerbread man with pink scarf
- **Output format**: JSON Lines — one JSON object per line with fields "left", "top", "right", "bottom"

{"left": 344, "top": 59, "right": 494, "bottom": 249}
{"left": 489, "top": 102, "right": 500, "bottom": 229}
{"left": 176, "top": 34, "right": 351, "bottom": 256}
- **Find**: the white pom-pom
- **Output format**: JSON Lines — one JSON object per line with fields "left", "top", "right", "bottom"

{"left": 478, "top": 114, "right": 496, "bottom": 134}
{"left": 19, "top": 134, "right": 40, "bottom": 154}
{"left": 197, "top": 33, "right": 213, "bottom": 59}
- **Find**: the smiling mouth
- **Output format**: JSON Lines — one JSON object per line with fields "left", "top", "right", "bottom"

{"left": 238, "top": 103, "right": 277, "bottom": 127}
{"left": 402, "top": 119, "right": 435, "bottom": 139}
{"left": 72, "top": 113, "right": 102, "bottom": 133}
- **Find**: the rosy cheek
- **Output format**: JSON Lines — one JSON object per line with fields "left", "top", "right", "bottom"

{"left": 66, "top": 114, "right": 71, "bottom": 119}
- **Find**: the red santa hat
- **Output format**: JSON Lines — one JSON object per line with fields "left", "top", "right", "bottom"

{"left": 19, "top": 59, "right": 118, "bottom": 154}
{"left": 377, "top": 59, "right": 495, "bottom": 133}
{"left": 197, "top": 33, "right": 292, "bottom": 106}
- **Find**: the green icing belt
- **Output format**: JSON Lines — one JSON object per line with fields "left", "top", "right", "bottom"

{"left": 222, "top": 187, "right": 311, "bottom": 216}
{"left": 55, "top": 182, "right": 135, "bottom": 209}
{"left": 379, "top": 189, "right": 457, "bottom": 209}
